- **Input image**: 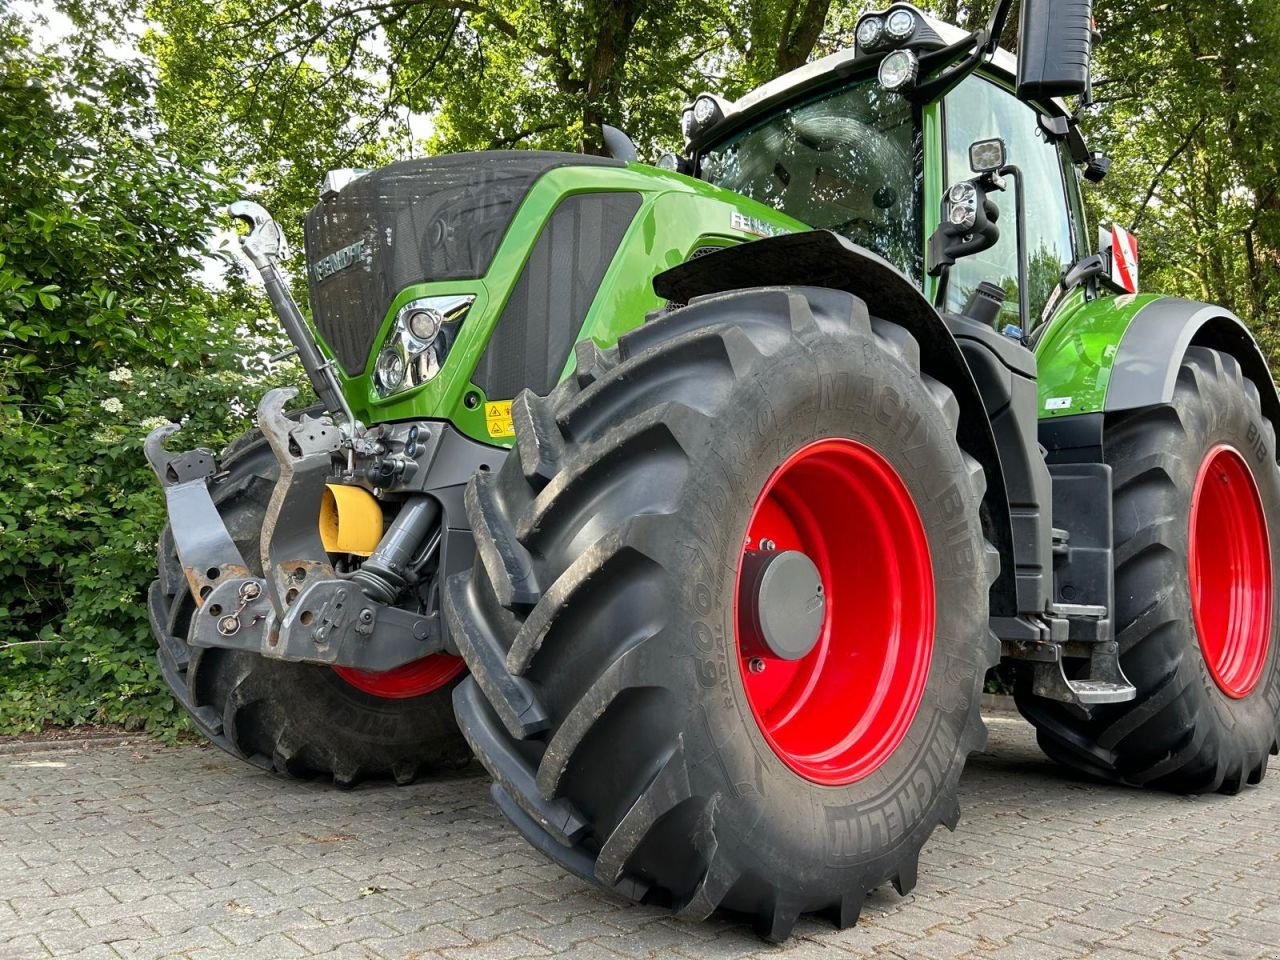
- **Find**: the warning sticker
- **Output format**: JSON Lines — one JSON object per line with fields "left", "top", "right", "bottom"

{"left": 484, "top": 400, "right": 514, "bottom": 438}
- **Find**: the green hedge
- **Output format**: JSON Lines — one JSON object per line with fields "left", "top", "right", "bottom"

{"left": 0, "top": 362, "right": 307, "bottom": 737}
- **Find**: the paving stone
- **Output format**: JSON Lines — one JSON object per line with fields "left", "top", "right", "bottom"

{"left": 1, "top": 720, "right": 1278, "bottom": 959}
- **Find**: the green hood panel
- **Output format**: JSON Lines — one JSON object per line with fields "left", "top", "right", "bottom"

{"left": 334, "top": 161, "right": 806, "bottom": 445}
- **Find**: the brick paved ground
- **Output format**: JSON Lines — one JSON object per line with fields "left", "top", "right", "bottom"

{"left": 2, "top": 715, "right": 1278, "bottom": 960}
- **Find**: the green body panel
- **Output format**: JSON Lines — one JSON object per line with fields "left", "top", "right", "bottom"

{"left": 1033, "top": 290, "right": 1162, "bottom": 418}
{"left": 334, "top": 163, "right": 806, "bottom": 446}
{"left": 323, "top": 71, "right": 1167, "bottom": 441}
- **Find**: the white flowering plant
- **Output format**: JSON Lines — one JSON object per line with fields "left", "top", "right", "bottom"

{"left": 0, "top": 360, "right": 308, "bottom": 736}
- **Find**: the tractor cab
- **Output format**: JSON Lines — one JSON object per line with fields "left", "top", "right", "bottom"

{"left": 680, "top": 3, "right": 1099, "bottom": 340}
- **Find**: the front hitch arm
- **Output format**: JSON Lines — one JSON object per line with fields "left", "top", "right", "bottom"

{"left": 144, "top": 423, "right": 252, "bottom": 602}
{"left": 227, "top": 200, "right": 358, "bottom": 435}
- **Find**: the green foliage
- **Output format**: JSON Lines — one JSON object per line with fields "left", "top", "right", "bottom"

{"left": 0, "top": 360, "right": 305, "bottom": 736}
{"left": 0, "top": 18, "right": 235, "bottom": 394}
{"left": 0, "top": 6, "right": 305, "bottom": 735}
{"left": 139, "top": 0, "right": 846, "bottom": 246}
{"left": 1084, "top": 0, "right": 1280, "bottom": 339}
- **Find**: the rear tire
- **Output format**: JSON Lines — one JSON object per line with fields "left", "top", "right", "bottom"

{"left": 1016, "top": 347, "right": 1280, "bottom": 793}
{"left": 148, "top": 422, "right": 469, "bottom": 787}
{"left": 446, "top": 287, "right": 997, "bottom": 938}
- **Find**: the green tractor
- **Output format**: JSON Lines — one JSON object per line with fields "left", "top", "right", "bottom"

{"left": 148, "top": 0, "right": 1280, "bottom": 938}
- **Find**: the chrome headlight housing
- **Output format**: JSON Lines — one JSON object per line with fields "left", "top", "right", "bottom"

{"left": 372, "top": 293, "right": 476, "bottom": 399}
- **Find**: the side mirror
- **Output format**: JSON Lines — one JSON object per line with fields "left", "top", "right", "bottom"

{"left": 927, "top": 178, "right": 1001, "bottom": 278}
{"left": 1016, "top": 0, "right": 1093, "bottom": 101}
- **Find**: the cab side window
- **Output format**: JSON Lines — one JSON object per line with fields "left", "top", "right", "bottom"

{"left": 943, "top": 74, "right": 1076, "bottom": 326}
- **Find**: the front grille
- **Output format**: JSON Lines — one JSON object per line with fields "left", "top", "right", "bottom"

{"left": 303, "top": 152, "right": 621, "bottom": 376}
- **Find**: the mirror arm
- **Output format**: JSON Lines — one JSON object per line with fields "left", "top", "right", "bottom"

{"left": 1000, "top": 164, "right": 1031, "bottom": 338}
{"left": 908, "top": 31, "right": 988, "bottom": 104}
{"left": 982, "top": 0, "right": 1017, "bottom": 56}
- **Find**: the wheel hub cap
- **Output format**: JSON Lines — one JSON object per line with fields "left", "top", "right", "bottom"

{"left": 1189, "top": 444, "right": 1272, "bottom": 698}
{"left": 739, "top": 549, "right": 826, "bottom": 661}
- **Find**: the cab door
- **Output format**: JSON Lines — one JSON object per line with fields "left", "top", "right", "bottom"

{"left": 940, "top": 72, "right": 1084, "bottom": 331}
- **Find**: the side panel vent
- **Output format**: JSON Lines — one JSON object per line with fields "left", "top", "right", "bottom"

{"left": 471, "top": 192, "right": 642, "bottom": 399}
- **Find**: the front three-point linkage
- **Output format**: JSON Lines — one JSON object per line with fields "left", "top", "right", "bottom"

{"left": 142, "top": 202, "right": 452, "bottom": 672}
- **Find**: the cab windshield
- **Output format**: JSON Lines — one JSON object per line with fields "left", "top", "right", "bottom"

{"left": 699, "top": 81, "right": 923, "bottom": 281}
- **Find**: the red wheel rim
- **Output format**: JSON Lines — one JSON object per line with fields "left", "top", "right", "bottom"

{"left": 734, "top": 438, "right": 934, "bottom": 785}
{"left": 1189, "top": 444, "right": 1272, "bottom": 698}
{"left": 332, "top": 655, "right": 466, "bottom": 699}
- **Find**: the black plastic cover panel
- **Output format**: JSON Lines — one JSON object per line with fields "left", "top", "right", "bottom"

{"left": 471, "top": 191, "right": 642, "bottom": 399}
{"left": 304, "top": 151, "right": 622, "bottom": 375}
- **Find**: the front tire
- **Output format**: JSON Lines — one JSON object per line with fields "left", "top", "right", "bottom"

{"left": 147, "top": 424, "right": 470, "bottom": 787}
{"left": 446, "top": 287, "right": 997, "bottom": 938}
{"left": 1017, "top": 347, "right": 1280, "bottom": 793}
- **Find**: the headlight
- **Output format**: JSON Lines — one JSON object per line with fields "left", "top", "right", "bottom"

{"left": 372, "top": 293, "right": 476, "bottom": 399}
{"left": 407, "top": 307, "right": 443, "bottom": 341}
{"left": 374, "top": 345, "right": 406, "bottom": 394}
{"left": 885, "top": 8, "right": 916, "bottom": 41}
{"left": 856, "top": 15, "right": 885, "bottom": 51}
{"left": 878, "top": 49, "right": 919, "bottom": 91}
{"left": 947, "top": 182, "right": 979, "bottom": 230}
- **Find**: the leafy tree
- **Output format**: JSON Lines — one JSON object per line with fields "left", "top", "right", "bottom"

{"left": 0, "top": 6, "right": 301, "bottom": 734}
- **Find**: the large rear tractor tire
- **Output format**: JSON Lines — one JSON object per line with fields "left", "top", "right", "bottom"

{"left": 1016, "top": 347, "right": 1280, "bottom": 793}
{"left": 147, "top": 422, "right": 470, "bottom": 787}
{"left": 445, "top": 287, "right": 998, "bottom": 938}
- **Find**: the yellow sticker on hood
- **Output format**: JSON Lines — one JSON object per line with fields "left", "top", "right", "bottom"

{"left": 484, "top": 400, "right": 514, "bottom": 438}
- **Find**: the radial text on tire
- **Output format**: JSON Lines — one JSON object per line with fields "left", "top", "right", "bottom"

{"left": 445, "top": 286, "right": 999, "bottom": 939}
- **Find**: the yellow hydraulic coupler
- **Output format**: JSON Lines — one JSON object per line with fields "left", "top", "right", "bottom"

{"left": 318, "top": 483, "right": 384, "bottom": 556}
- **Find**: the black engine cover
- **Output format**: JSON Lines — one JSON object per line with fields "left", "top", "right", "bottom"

{"left": 304, "top": 151, "right": 622, "bottom": 376}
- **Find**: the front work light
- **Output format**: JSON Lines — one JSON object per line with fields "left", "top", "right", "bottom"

{"left": 692, "top": 95, "right": 720, "bottom": 126}
{"left": 969, "top": 138, "right": 1007, "bottom": 174}
{"left": 682, "top": 93, "right": 728, "bottom": 142}
{"left": 885, "top": 8, "right": 916, "bottom": 41}
{"left": 878, "top": 49, "right": 919, "bottom": 91}
{"left": 856, "top": 15, "right": 886, "bottom": 51}
{"left": 373, "top": 293, "right": 476, "bottom": 399}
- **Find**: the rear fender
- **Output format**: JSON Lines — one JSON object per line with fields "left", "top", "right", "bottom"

{"left": 1107, "top": 299, "right": 1280, "bottom": 428}
{"left": 654, "top": 229, "right": 1020, "bottom": 615}
{"left": 1037, "top": 294, "right": 1280, "bottom": 429}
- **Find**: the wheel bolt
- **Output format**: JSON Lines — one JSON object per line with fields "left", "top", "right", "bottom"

{"left": 217, "top": 615, "right": 241, "bottom": 636}
{"left": 748, "top": 657, "right": 766, "bottom": 674}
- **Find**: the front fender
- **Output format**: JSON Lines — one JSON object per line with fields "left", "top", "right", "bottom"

{"left": 654, "top": 230, "right": 1020, "bottom": 615}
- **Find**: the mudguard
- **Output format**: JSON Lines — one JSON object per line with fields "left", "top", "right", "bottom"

{"left": 654, "top": 229, "right": 1021, "bottom": 615}
{"left": 1037, "top": 293, "right": 1280, "bottom": 430}
{"left": 1106, "top": 298, "right": 1280, "bottom": 427}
